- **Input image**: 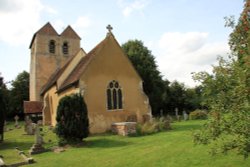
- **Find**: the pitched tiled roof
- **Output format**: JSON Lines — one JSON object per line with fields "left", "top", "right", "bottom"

{"left": 40, "top": 48, "right": 83, "bottom": 95}
{"left": 23, "top": 101, "right": 43, "bottom": 114}
{"left": 57, "top": 35, "right": 109, "bottom": 92}
{"left": 60, "top": 26, "right": 81, "bottom": 39}
{"left": 29, "top": 22, "right": 58, "bottom": 48}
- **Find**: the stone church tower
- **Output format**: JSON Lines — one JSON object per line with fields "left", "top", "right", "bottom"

{"left": 29, "top": 22, "right": 81, "bottom": 101}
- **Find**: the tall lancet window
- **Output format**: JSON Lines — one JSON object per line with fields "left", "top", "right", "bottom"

{"left": 49, "top": 40, "right": 55, "bottom": 54}
{"left": 107, "top": 80, "right": 123, "bottom": 110}
{"left": 62, "top": 42, "right": 69, "bottom": 55}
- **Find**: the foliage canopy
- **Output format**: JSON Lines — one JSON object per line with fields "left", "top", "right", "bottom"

{"left": 8, "top": 71, "right": 29, "bottom": 118}
{"left": 122, "top": 40, "right": 165, "bottom": 115}
{"left": 193, "top": 0, "right": 250, "bottom": 158}
{"left": 55, "top": 94, "right": 89, "bottom": 145}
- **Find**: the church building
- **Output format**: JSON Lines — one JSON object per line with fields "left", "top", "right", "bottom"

{"left": 25, "top": 22, "right": 151, "bottom": 133}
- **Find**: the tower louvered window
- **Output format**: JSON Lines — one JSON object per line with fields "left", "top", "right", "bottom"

{"left": 63, "top": 42, "right": 68, "bottom": 55}
{"left": 49, "top": 40, "right": 55, "bottom": 54}
{"left": 107, "top": 80, "right": 123, "bottom": 110}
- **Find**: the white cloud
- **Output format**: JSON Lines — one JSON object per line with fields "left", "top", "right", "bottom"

{"left": 53, "top": 19, "right": 66, "bottom": 33}
{"left": 43, "top": 5, "right": 58, "bottom": 15}
{"left": 117, "top": 0, "right": 149, "bottom": 17}
{"left": 71, "top": 16, "right": 92, "bottom": 38}
{"left": 0, "top": 0, "right": 57, "bottom": 46}
{"left": 157, "top": 32, "right": 230, "bottom": 87}
{"left": 72, "top": 16, "right": 91, "bottom": 29}
{"left": 49, "top": 16, "right": 91, "bottom": 38}
{"left": 159, "top": 32, "right": 208, "bottom": 55}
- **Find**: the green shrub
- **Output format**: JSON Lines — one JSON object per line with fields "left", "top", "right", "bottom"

{"left": 55, "top": 94, "right": 89, "bottom": 145}
{"left": 136, "top": 117, "right": 171, "bottom": 136}
{"left": 189, "top": 110, "right": 207, "bottom": 120}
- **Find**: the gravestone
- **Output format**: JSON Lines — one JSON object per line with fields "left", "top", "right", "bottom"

{"left": 3, "top": 121, "right": 7, "bottom": 132}
{"left": 160, "top": 109, "right": 163, "bottom": 117}
{"left": 29, "top": 120, "right": 46, "bottom": 155}
{"left": 0, "top": 155, "right": 4, "bottom": 166}
{"left": 183, "top": 110, "right": 188, "bottom": 121}
{"left": 14, "top": 115, "right": 21, "bottom": 128}
{"left": 175, "top": 108, "right": 180, "bottom": 121}
{"left": 24, "top": 116, "right": 35, "bottom": 135}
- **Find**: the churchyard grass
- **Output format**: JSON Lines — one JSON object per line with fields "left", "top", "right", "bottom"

{"left": 1, "top": 120, "right": 250, "bottom": 167}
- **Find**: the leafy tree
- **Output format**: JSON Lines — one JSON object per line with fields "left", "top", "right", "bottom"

{"left": 184, "top": 86, "right": 203, "bottom": 112}
{"left": 122, "top": 40, "right": 165, "bottom": 116}
{"left": 8, "top": 71, "right": 29, "bottom": 118}
{"left": 168, "top": 81, "right": 186, "bottom": 113}
{"left": 161, "top": 79, "right": 171, "bottom": 115}
{"left": 55, "top": 94, "right": 89, "bottom": 145}
{"left": 193, "top": 0, "right": 250, "bottom": 158}
{"left": 162, "top": 80, "right": 202, "bottom": 115}
{"left": 0, "top": 76, "right": 6, "bottom": 142}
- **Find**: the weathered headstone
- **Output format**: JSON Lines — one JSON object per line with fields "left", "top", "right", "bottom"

{"left": 29, "top": 120, "right": 46, "bottom": 155}
{"left": 160, "top": 109, "right": 163, "bottom": 117}
{"left": 24, "top": 116, "right": 35, "bottom": 135}
{"left": 183, "top": 110, "right": 188, "bottom": 121}
{"left": 3, "top": 121, "right": 7, "bottom": 132}
{"left": 14, "top": 115, "right": 21, "bottom": 128}
{"left": 0, "top": 155, "right": 5, "bottom": 166}
{"left": 175, "top": 108, "right": 180, "bottom": 121}
{"left": 166, "top": 114, "right": 173, "bottom": 122}
{"left": 35, "top": 120, "right": 44, "bottom": 145}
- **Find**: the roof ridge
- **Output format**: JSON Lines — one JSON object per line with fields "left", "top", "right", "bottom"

{"left": 60, "top": 25, "right": 81, "bottom": 39}
{"left": 57, "top": 35, "right": 110, "bottom": 92}
{"left": 29, "top": 22, "right": 58, "bottom": 48}
{"left": 40, "top": 48, "right": 83, "bottom": 95}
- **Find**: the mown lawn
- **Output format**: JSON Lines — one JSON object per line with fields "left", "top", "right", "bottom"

{"left": 0, "top": 120, "right": 249, "bottom": 167}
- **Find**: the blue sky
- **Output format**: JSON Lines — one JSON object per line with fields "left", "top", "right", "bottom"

{"left": 0, "top": 0, "right": 243, "bottom": 87}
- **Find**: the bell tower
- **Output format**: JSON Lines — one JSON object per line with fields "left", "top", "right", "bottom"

{"left": 29, "top": 22, "right": 81, "bottom": 101}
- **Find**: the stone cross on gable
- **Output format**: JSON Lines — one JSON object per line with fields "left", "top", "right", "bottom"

{"left": 106, "top": 24, "right": 113, "bottom": 33}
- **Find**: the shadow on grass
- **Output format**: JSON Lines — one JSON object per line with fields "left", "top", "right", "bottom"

{"left": 85, "top": 138, "right": 131, "bottom": 148}
{"left": 0, "top": 140, "right": 33, "bottom": 151}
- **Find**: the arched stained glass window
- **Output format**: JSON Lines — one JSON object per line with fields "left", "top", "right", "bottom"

{"left": 106, "top": 80, "right": 123, "bottom": 110}
{"left": 49, "top": 40, "right": 55, "bottom": 53}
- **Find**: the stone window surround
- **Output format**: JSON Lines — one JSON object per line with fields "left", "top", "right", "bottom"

{"left": 49, "top": 40, "right": 56, "bottom": 54}
{"left": 62, "top": 41, "right": 69, "bottom": 55}
{"left": 107, "top": 80, "right": 123, "bottom": 111}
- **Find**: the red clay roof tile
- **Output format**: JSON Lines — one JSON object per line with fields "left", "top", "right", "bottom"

{"left": 23, "top": 101, "right": 43, "bottom": 114}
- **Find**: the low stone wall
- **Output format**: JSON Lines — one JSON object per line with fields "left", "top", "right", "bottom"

{"left": 111, "top": 122, "right": 137, "bottom": 136}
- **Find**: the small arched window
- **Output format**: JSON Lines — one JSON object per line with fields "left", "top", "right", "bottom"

{"left": 107, "top": 80, "right": 123, "bottom": 110}
{"left": 62, "top": 42, "right": 68, "bottom": 55}
{"left": 49, "top": 40, "right": 55, "bottom": 54}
